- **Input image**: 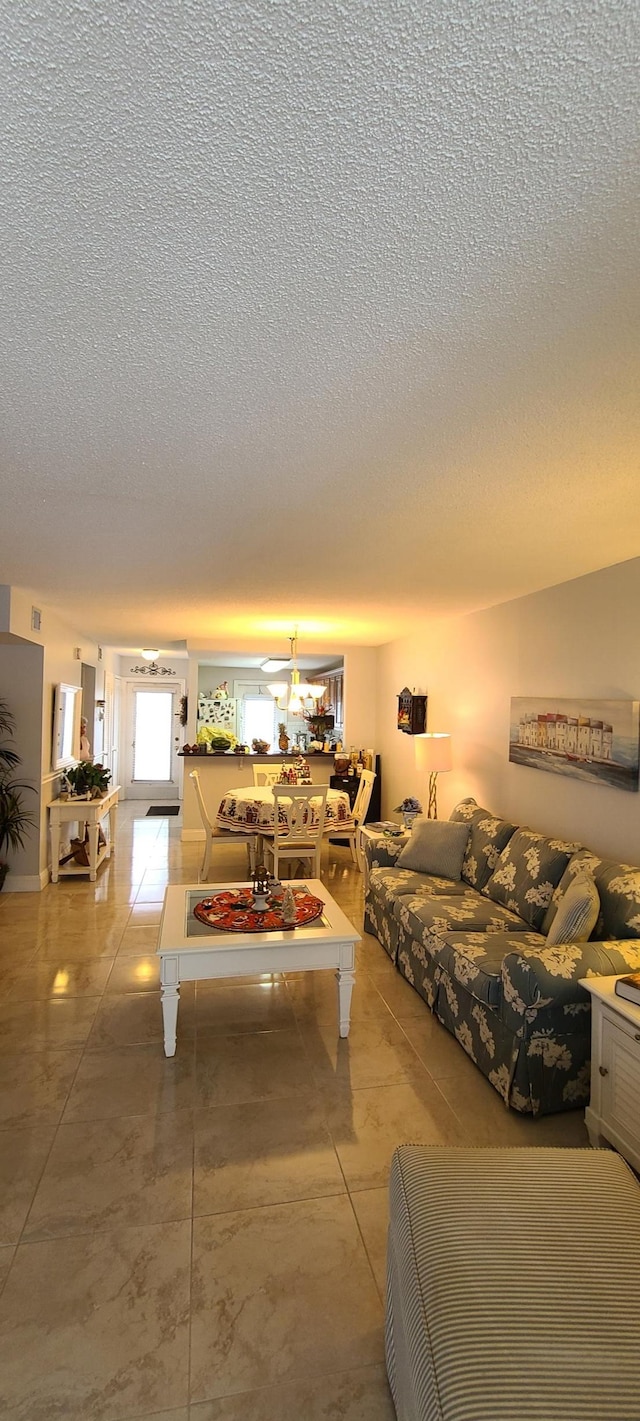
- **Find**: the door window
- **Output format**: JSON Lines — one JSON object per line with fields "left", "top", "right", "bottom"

{"left": 133, "top": 690, "right": 173, "bottom": 781}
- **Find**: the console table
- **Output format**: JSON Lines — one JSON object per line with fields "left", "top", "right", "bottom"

{"left": 49, "top": 785, "right": 120, "bottom": 883}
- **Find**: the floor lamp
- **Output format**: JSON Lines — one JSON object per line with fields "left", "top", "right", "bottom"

{"left": 415, "top": 733, "right": 452, "bottom": 819}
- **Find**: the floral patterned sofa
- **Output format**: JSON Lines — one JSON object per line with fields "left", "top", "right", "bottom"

{"left": 364, "top": 798, "right": 640, "bottom": 1115}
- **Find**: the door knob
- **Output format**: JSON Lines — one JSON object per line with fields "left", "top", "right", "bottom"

{"left": 598, "top": 1065, "right": 608, "bottom": 1077}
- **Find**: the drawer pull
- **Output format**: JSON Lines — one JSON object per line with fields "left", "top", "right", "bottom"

{"left": 598, "top": 1065, "right": 609, "bottom": 1077}
{"left": 635, "top": 1033, "right": 640, "bottom": 1043}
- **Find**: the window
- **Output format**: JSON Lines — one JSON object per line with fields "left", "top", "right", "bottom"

{"left": 243, "top": 696, "right": 276, "bottom": 750}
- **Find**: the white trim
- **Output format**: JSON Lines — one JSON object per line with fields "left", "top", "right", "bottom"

{"left": 41, "top": 770, "right": 59, "bottom": 786}
{"left": 181, "top": 828, "right": 206, "bottom": 842}
{"left": 4, "top": 869, "right": 48, "bottom": 893}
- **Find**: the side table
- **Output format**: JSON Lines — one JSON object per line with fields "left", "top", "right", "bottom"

{"left": 580, "top": 974, "right": 640, "bottom": 1173}
{"left": 49, "top": 785, "right": 120, "bottom": 883}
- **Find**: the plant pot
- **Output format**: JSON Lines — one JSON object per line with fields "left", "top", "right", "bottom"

{"left": 0, "top": 863, "right": 8, "bottom": 892}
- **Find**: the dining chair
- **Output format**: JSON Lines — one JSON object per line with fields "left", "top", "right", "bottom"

{"left": 189, "top": 769, "right": 257, "bottom": 882}
{"left": 261, "top": 783, "right": 329, "bottom": 880}
{"left": 327, "top": 768, "right": 376, "bottom": 870}
{"left": 252, "top": 765, "right": 282, "bottom": 787}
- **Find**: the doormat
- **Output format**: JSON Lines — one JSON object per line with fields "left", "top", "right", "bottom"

{"left": 146, "top": 806, "right": 180, "bottom": 817}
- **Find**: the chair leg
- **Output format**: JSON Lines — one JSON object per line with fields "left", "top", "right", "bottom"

{"left": 349, "top": 834, "right": 358, "bottom": 864}
{"left": 200, "top": 833, "right": 212, "bottom": 883}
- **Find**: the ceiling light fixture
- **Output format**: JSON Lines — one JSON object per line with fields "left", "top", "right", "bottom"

{"left": 141, "top": 648, "right": 159, "bottom": 661}
{"left": 261, "top": 658, "right": 290, "bottom": 674}
{"left": 267, "top": 630, "right": 324, "bottom": 714}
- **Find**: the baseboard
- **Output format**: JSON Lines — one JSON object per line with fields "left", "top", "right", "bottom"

{"left": 3, "top": 871, "right": 47, "bottom": 893}
{"left": 181, "top": 829, "right": 205, "bottom": 842}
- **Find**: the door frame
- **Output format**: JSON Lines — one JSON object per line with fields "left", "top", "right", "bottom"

{"left": 122, "top": 678, "right": 186, "bottom": 800}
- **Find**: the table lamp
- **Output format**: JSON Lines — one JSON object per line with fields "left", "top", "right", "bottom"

{"left": 414, "top": 733, "right": 452, "bottom": 819}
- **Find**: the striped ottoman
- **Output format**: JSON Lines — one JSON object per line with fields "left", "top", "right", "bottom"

{"left": 386, "top": 1146, "right": 640, "bottom": 1421}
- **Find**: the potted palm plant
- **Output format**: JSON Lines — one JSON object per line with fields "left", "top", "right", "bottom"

{"left": 0, "top": 698, "right": 36, "bottom": 890}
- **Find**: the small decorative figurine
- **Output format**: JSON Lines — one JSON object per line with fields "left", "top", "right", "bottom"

{"left": 282, "top": 886, "right": 297, "bottom": 925}
{"left": 251, "top": 865, "right": 271, "bottom": 912}
{"left": 267, "top": 873, "right": 283, "bottom": 901}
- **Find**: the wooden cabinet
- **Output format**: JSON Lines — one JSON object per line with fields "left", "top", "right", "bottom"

{"left": 330, "top": 756, "right": 381, "bottom": 821}
{"left": 397, "top": 687, "right": 428, "bottom": 735}
{"left": 581, "top": 975, "right": 640, "bottom": 1173}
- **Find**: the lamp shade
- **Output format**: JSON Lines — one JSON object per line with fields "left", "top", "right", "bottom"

{"left": 414, "top": 733, "right": 452, "bottom": 773}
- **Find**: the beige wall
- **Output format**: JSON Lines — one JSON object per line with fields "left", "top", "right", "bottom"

{"left": 1, "top": 585, "right": 119, "bottom": 884}
{"left": 376, "top": 557, "right": 640, "bottom": 862}
{"left": 0, "top": 642, "right": 43, "bottom": 885}
{"left": 343, "top": 646, "right": 377, "bottom": 752}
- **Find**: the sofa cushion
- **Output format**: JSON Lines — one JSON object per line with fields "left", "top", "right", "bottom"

{"left": 545, "top": 853, "right": 640, "bottom": 941}
{"left": 394, "top": 890, "right": 527, "bottom": 955}
{"left": 593, "top": 858, "right": 640, "bottom": 939}
{"left": 449, "top": 798, "right": 517, "bottom": 891}
{"left": 482, "top": 828, "right": 579, "bottom": 930}
{"left": 546, "top": 872, "right": 600, "bottom": 946}
{"left": 369, "top": 867, "right": 468, "bottom": 913}
{"left": 396, "top": 819, "right": 469, "bottom": 878}
{"left": 437, "top": 929, "right": 545, "bottom": 1008}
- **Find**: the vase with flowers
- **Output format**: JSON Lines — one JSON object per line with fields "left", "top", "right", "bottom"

{"left": 395, "top": 796, "right": 422, "bottom": 830}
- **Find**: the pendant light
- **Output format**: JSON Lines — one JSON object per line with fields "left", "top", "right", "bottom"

{"left": 267, "top": 631, "right": 324, "bottom": 714}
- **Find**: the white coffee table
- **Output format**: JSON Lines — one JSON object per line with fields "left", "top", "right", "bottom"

{"left": 157, "top": 879, "right": 360, "bottom": 1056}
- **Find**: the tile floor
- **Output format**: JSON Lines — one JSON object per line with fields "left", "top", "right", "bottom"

{"left": 0, "top": 805, "right": 588, "bottom": 1419}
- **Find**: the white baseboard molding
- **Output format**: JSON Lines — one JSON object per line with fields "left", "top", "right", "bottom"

{"left": 3, "top": 869, "right": 49, "bottom": 893}
{"left": 181, "top": 829, "right": 205, "bottom": 842}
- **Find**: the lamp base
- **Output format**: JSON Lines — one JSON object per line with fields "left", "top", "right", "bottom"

{"left": 427, "top": 771, "right": 438, "bottom": 820}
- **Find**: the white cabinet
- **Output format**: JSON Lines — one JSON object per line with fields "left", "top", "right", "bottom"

{"left": 581, "top": 975, "right": 640, "bottom": 1173}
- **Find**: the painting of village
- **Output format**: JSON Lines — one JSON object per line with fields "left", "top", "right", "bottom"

{"left": 509, "top": 698, "right": 640, "bottom": 792}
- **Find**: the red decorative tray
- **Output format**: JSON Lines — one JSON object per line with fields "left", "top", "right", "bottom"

{"left": 193, "top": 889, "right": 325, "bottom": 933}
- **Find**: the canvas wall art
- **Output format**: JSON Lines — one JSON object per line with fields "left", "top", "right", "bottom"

{"left": 509, "top": 698, "right": 640, "bottom": 792}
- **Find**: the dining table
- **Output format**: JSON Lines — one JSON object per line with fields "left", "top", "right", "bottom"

{"left": 215, "top": 784, "right": 354, "bottom": 835}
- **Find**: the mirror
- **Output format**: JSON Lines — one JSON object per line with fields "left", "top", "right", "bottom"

{"left": 52, "top": 683, "right": 82, "bottom": 771}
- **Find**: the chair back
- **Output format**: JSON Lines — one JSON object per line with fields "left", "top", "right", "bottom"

{"left": 271, "top": 783, "right": 328, "bottom": 844}
{"left": 190, "top": 769, "right": 214, "bottom": 833}
{"left": 352, "top": 768, "right": 376, "bottom": 826}
{"left": 252, "top": 765, "right": 281, "bottom": 786}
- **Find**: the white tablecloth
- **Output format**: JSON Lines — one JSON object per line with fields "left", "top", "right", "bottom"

{"left": 216, "top": 785, "right": 354, "bottom": 834}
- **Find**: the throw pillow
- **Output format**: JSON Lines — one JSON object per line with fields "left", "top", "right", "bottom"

{"left": 397, "top": 819, "right": 470, "bottom": 879}
{"left": 545, "top": 873, "right": 600, "bottom": 946}
{"left": 482, "top": 828, "right": 580, "bottom": 931}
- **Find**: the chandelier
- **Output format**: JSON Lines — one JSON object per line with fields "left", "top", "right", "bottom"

{"left": 267, "top": 631, "right": 324, "bottom": 715}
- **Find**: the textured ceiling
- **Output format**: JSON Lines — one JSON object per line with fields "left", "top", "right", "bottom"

{"left": 1, "top": 0, "right": 638, "bottom": 648}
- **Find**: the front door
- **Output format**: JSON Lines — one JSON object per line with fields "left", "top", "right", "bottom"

{"left": 124, "top": 684, "right": 183, "bottom": 800}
